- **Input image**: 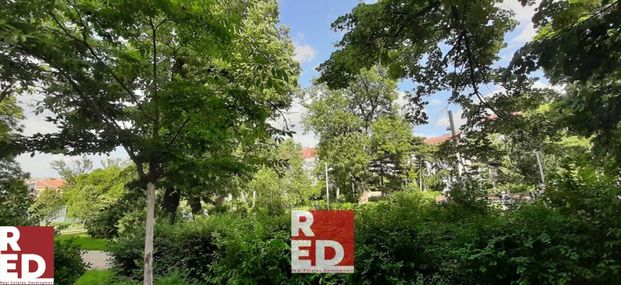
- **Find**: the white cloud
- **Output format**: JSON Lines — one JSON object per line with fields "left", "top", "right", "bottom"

{"left": 395, "top": 91, "right": 408, "bottom": 114}
{"left": 15, "top": 94, "right": 131, "bottom": 178}
{"left": 533, "top": 81, "right": 566, "bottom": 93}
{"left": 500, "top": 0, "right": 537, "bottom": 24}
{"left": 434, "top": 109, "right": 466, "bottom": 130}
{"left": 513, "top": 23, "right": 537, "bottom": 43}
{"left": 429, "top": 99, "right": 443, "bottom": 106}
{"left": 498, "top": 0, "right": 540, "bottom": 44}
{"left": 270, "top": 98, "right": 318, "bottom": 147}
{"left": 16, "top": 148, "right": 128, "bottom": 178}
{"left": 293, "top": 43, "right": 316, "bottom": 64}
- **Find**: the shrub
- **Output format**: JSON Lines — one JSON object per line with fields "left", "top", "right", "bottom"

{"left": 111, "top": 218, "right": 217, "bottom": 282}
{"left": 54, "top": 240, "right": 87, "bottom": 285}
{"left": 85, "top": 204, "right": 123, "bottom": 238}
{"left": 86, "top": 190, "right": 144, "bottom": 239}
{"left": 56, "top": 233, "right": 109, "bottom": 251}
{"left": 111, "top": 188, "right": 621, "bottom": 284}
{"left": 155, "top": 273, "right": 192, "bottom": 285}
{"left": 51, "top": 221, "right": 72, "bottom": 234}
{"left": 0, "top": 176, "right": 33, "bottom": 226}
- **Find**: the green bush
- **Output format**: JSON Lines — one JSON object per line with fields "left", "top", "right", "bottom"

{"left": 51, "top": 222, "right": 72, "bottom": 234}
{"left": 155, "top": 273, "right": 192, "bottom": 285}
{"left": 55, "top": 233, "right": 109, "bottom": 251}
{"left": 86, "top": 190, "right": 144, "bottom": 239}
{"left": 111, "top": 218, "right": 217, "bottom": 282}
{"left": 111, "top": 187, "right": 621, "bottom": 284}
{"left": 85, "top": 204, "right": 123, "bottom": 239}
{"left": 54, "top": 240, "right": 87, "bottom": 285}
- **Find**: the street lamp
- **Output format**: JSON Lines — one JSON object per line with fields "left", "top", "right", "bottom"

{"left": 325, "top": 162, "right": 333, "bottom": 209}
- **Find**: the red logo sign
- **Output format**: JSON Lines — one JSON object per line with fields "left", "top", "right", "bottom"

{"left": 291, "top": 210, "right": 354, "bottom": 273}
{"left": 0, "top": 227, "right": 54, "bottom": 285}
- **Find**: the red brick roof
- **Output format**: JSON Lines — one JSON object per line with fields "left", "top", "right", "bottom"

{"left": 301, "top": 147, "right": 317, "bottom": 159}
{"left": 423, "top": 133, "right": 459, "bottom": 145}
{"left": 35, "top": 179, "right": 65, "bottom": 190}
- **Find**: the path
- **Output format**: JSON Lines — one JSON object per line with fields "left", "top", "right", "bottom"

{"left": 81, "top": 250, "right": 112, "bottom": 270}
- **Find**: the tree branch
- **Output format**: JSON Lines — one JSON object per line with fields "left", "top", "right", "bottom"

{"left": 49, "top": 8, "right": 154, "bottom": 122}
{"left": 451, "top": 5, "right": 505, "bottom": 120}
{"left": 166, "top": 117, "right": 191, "bottom": 150}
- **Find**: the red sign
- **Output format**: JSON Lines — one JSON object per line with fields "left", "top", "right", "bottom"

{"left": 0, "top": 227, "right": 54, "bottom": 285}
{"left": 291, "top": 210, "right": 354, "bottom": 273}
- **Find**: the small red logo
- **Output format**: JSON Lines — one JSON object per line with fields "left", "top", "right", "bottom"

{"left": 291, "top": 210, "right": 354, "bottom": 273}
{"left": 0, "top": 227, "right": 54, "bottom": 285}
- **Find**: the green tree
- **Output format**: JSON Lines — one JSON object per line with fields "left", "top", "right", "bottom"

{"left": 509, "top": 0, "right": 621, "bottom": 165}
{"left": 247, "top": 139, "right": 317, "bottom": 214}
{"left": 0, "top": 89, "right": 32, "bottom": 225}
{"left": 50, "top": 156, "right": 94, "bottom": 185}
{"left": 0, "top": 160, "right": 32, "bottom": 226}
{"left": 305, "top": 67, "right": 413, "bottom": 197}
{"left": 30, "top": 188, "right": 65, "bottom": 226}
{"left": 369, "top": 116, "right": 413, "bottom": 191}
{"left": 0, "top": 0, "right": 298, "bottom": 283}
{"left": 63, "top": 165, "right": 134, "bottom": 222}
{"left": 318, "top": 0, "right": 516, "bottom": 125}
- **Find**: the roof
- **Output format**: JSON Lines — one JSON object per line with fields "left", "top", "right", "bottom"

{"left": 486, "top": 111, "right": 523, "bottom": 121}
{"left": 301, "top": 147, "right": 317, "bottom": 159}
{"left": 34, "top": 179, "right": 65, "bottom": 190}
{"left": 423, "top": 133, "right": 460, "bottom": 145}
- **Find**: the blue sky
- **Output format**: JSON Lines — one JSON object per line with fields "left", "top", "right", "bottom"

{"left": 18, "top": 0, "right": 540, "bottom": 177}
{"left": 278, "top": 0, "right": 540, "bottom": 146}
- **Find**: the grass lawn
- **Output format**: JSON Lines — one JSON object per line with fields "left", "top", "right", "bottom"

{"left": 76, "top": 270, "right": 189, "bottom": 285}
{"left": 75, "top": 270, "right": 139, "bottom": 285}
{"left": 75, "top": 270, "right": 115, "bottom": 285}
{"left": 56, "top": 233, "right": 109, "bottom": 251}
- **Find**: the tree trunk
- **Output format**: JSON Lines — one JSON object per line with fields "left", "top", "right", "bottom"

{"left": 189, "top": 195, "right": 202, "bottom": 215}
{"left": 144, "top": 181, "right": 156, "bottom": 285}
{"left": 162, "top": 187, "right": 180, "bottom": 224}
{"left": 213, "top": 193, "right": 226, "bottom": 212}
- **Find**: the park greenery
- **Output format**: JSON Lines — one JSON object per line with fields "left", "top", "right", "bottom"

{"left": 0, "top": 0, "right": 620, "bottom": 284}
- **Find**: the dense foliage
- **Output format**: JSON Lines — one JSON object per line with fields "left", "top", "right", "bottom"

{"left": 54, "top": 240, "right": 88, "bottom": 285}
{"left": 111, "top": 170, "right": 621, "bottom": 284}
{"left": 63, "top": 166, "right": 134, "bottom": 225}
{"left": 1, "top": 0, "right": 299, "bottom": 280}
{"left": 2, "top": 0, "right": 620, "bottom": 284}
{"left": 0, "top": 91, "right": 32, "bottom": 225}
{"left": 305, "top": 67, "right": 415, "bottom": 198}
{"left": 246, "top": 139, "right": 319, "bottom": 215}
{"left": 30, "top": 188, "right": 65, "bottom": 225}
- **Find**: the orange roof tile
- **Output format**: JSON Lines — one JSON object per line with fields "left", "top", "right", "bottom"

{"left": 301, "top": 147, "right": 317, "bottom": 159}
{"left": 35, "top": 179, "right": 65, "bottom": 189}
{"left": 423, "top": 133, "right": 460, "bottom": 145}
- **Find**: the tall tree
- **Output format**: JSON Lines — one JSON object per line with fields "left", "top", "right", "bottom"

{"left": 0, "top": 0, "right": 298, "bottom": 283}
{"left": 509, "top": 0, "right": 621, "bottom": 165}
{"left": 30, "top": 188, "right": 65, "bottom": 226}
{"left": 51, "top": 156, "right": 93, "bottom": 184}
{"left": 369, "top": 116, "right": 413, "bottom": 190}
{"left": 63, "top": 165, "right": 133, "bottom": 222}
{"left": 247, "top": 139, "right": 317, "bottom": 214}
{"left": 318, "top": 0, "right": 516, "bottom": 126}
{"left": 0, "top": 96, "right": 32, "bottom": 226}
{"left": 305, "top": 66, "right": 412, "bottom": 196}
